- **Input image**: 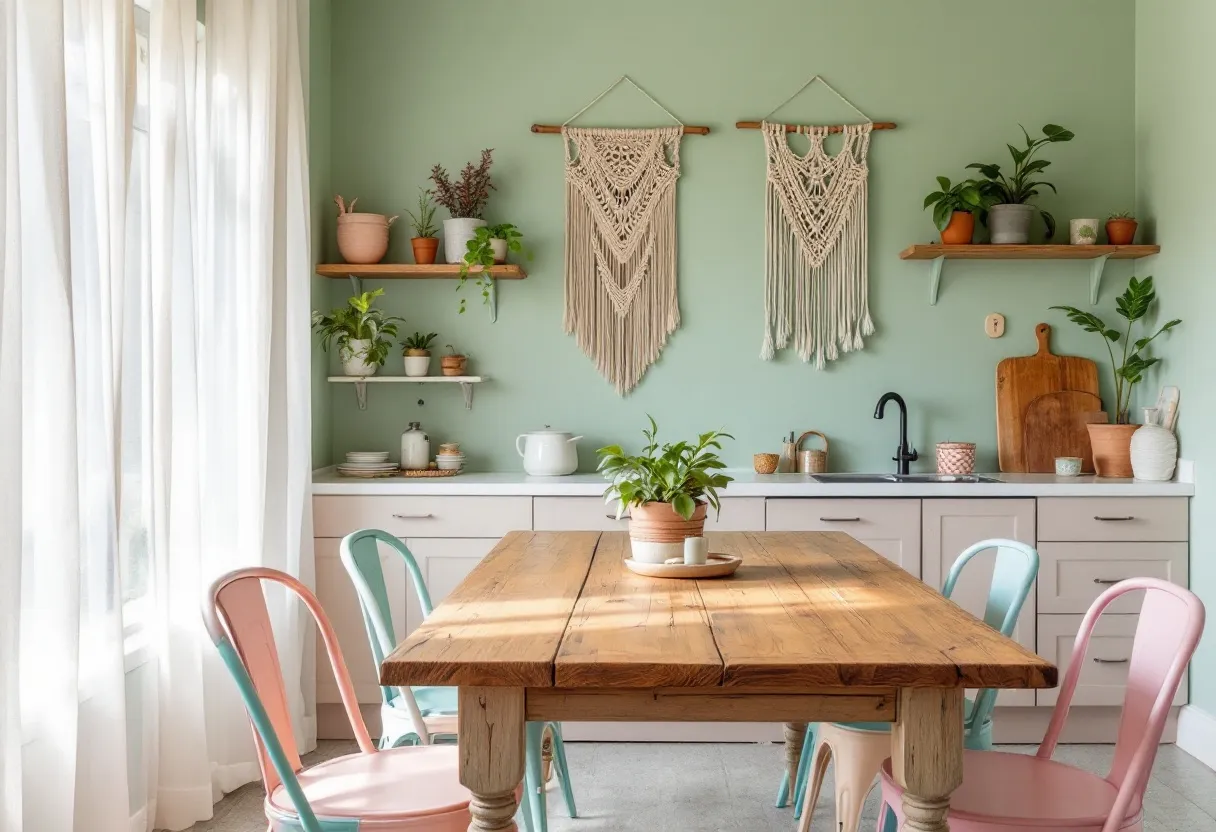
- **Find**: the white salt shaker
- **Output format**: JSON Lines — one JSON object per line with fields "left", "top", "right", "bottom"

{"left": 684, "top": 536, "right": 709, "bottom": 566}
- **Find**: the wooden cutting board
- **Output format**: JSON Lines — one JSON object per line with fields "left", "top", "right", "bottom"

{"left": 1022, "top": 391, "right": 1107, "bottom": 473}
{"left": 996, "top": 323, "right": 1100, "bottom": 472}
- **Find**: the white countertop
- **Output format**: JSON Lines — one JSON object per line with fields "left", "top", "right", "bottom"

{"left": 313, "top": 468, "right": 1194, "bottom": 497}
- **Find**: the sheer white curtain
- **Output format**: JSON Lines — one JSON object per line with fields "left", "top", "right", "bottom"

{"left": 0, "top": 0, "right": 315, "bottom": 829}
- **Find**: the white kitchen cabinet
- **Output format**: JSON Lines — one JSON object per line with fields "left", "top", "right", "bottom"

{"left": 922, "top": 499, "right": 1037, "bottom": 705}
{"left": 764, "top": 498, "right": 921, "bottom": 577}
{"left": 314, "top": 495, "right": 532, "bottom": 539}
{"left": 533, "top": 496, "right": 765, "bottom": 532}
{"left": 1038, "top": 497, "right": 1188, "bottom": 542}
{"left": 401, "top": 537, "right": 500, "bottom": 633}
{"left": 1038, "top": 542, "right": 1188, "bottom": 614}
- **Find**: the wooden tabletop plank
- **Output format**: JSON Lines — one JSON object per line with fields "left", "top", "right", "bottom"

{"left": 554, "top": 533, "right": 723, "bottom": 688}
{"left": 381, "top": 531, "right": 598, "bottom": 687}
{"left": 701, "top": 532, "right": 1056, "bottom": 689}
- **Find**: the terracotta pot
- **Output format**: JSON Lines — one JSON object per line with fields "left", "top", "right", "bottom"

{"left": 939, "top": 211, "right": 975, "bottom": 245}
{"left": 1105, "top": 218, "right": 1138, "bottom": 245}
{"left": 441, "top": 355, "right": 468, "bottom": 376}
{"left": 337, "top": 213, "right": 395, "bottom": 264}
{"left": 411, "top": 237, "right": 439, "bottom": 265}
{"left": 1086, "top": 423, "right": 1139, "bottom": 478}
{"left": 627, "top": 501, "right": 707, "bottom": 564}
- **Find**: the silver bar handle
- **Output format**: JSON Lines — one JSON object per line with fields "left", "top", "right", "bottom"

{"left": 393, "top": 512, "right": 434, "bottom": 520}
{"left": 820, "top": 517, "right": 861, "bottom": 522}
{"left": 605, "top": 513, "right": 631, "bottom": 521}
{"left": 1092, "top": 578, "right": 1121, "bottom": 585}
{"left": 1092, "top": 657, "right": 1130, "bottom": 664}
{"left": 1094, "top": 515, "right": 1135, "bottom": 521}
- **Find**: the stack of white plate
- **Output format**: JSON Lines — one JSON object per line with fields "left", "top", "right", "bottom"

{"left": 337, "top": 451, "right": 398, "bottom": 477}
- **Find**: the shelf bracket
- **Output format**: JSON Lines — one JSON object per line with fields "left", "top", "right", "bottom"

{"left": 348, "top": 274, "right": 363, "bottom": 297}
{"left": 487, "top": 277, "right": 498, "bottom": 323}
{"left": 1089, "top": 254, "right": 1111, "bottom": 305}
{"left": 353, "top": 380, "right": 368, "bottom": 410}
{"left": 927, "top": 256, "right": 946, "bottom": 305}
{"left": 459, "top": 381, "right": 475, "bottom": 409}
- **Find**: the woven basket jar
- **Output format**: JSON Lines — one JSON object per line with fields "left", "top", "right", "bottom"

{"left": 794, "top": 431, "right": 829, "bottom": 474}
{"left": 936, "top": 442, "right": 976, "bottom": 475}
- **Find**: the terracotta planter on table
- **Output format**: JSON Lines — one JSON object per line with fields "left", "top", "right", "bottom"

{"left": 627, "top": 501, "right": 707, "bottom": 564}
{"left": 940, "top": 211, "right": 976, "bottom": 245}
{"left": 1086, "top": 423, "right": 1139, "bottom": 478}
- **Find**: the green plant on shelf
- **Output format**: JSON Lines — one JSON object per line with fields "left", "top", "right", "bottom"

{"left": 457, "top": 223, "right": 528, "bottom": 313}
{"left": 311, "top": 288, "right": 403, "bottom": 367}
{"left": 405, "top": 187, "right": 439, "bottom": 238}
{"left": 401, "top": 331, "right": 438, "bottom": 354}
{"left": 922, "top": 177, "right": 993, "bottom": 231}
{"left": 968, "top": 123, "right": 1075, "bottom": 240}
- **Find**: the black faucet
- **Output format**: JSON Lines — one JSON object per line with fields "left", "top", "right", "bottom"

{"left": 874, "top": 392, "right": 918, "bottom": 475}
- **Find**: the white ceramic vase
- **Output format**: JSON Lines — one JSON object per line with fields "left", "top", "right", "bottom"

{"left": 1131, "top": 408, "right": 1178, "bottom": 481}
{"left": 1070, "top": 218, "right": 1100, "bottom": 245}
{"left": 443, "top": 218, "right": 486, "bottom": 264}
{"left": 403, "top": 354, "right": 431, "bottom": 377}
{"left": 490, "top": 238, "right": 508, "bottom": 264}
{"left": 340, "top": 338, "right": 378, "bottom": 377}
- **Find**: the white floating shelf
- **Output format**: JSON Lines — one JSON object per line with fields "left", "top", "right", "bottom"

{"left": 327, "top": 375, "right": 488, "bottom": 410}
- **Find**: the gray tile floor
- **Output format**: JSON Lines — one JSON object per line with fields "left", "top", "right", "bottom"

{"left": 173, "top": 741, "right": 1216, "bottom": 832}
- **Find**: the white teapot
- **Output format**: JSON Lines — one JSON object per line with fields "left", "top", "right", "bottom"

{"left": 516, "top": 428, "right": 582, "bottom": 476}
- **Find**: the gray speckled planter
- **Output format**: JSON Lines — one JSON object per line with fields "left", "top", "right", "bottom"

{"left": 988, "top": 203, "right": 1034, "bottom": 244}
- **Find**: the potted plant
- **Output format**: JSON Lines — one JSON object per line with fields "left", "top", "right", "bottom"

{"left": 405, "top": 188, "right": 440, "bottom": 265}
{"left": 1106, "top": 211, "right": 1139, "bottom": 245}
{"left": 967, "top": 124, "right": 1074, "bottom": 244}
{"left": 430, "top": 149, "right": 495, "bottom": 264}
{"left": 440, "top": 344, "right": 468, "bottom": 376}
{"left": 401, "top": 331, "right": 438, "bottom": 377}
{"left": 1069, "top": 218, "right": 1099, "bottom": 245}
{"left": 597, "top": 417, "right": 734, "bottom": 564}
{"left": 312, "top": 288, "right": 403, "bottom": 377}
{"left": 334, "top": 195, "right": 397, "bottom": 265}
{"left": 923, "top": 177, "right": 991, "bottom": 244}
{"left": 1051, "top": 276, "right": 1181, "bottom": 477}
{"left": 457, "top": 223, "right": 527, "bottom": 313}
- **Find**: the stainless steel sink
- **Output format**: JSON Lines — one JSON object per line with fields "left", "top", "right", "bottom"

{"left": 811, "top": 473, "right": 1001, "bottom": 484}
{"left": 810, "top": 473, "right": 900, "bottom": 483}
{"left": 894, "top": 474, "right": 1002, "bottom": 484}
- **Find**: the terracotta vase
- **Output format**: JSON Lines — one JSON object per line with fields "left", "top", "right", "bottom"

{"left": 337, "top": 213, "right": 395, "bottom": 264}
{"left": 1086, "top": 423, "right": 1139, "bottom": 478}
{"left": 1105, "top": 218, "right": 1138, "bottom": 245}
{"left": 441, "top": 355, "right": 468, "bottom": 376}
{"left": 411, "top": 237, "right": 439, "bottom": 265}
{"left": 939, "top": 211, "right": 975, "bottom": 245}
{"left": 627, "top": 501, "right": 708, "bottom": 564}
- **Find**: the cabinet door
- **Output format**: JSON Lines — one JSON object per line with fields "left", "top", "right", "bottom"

{"left": 402, "top": 538, "right": 499, "bottom": 634}
{"left": 922, "top": 499, "right": 1037, "bottom": 705}
{"left": 764, "top": 499, "right": 921, "bottom": 577}
{"left": 314, "top": 537, "right": 407, "bottom": 704}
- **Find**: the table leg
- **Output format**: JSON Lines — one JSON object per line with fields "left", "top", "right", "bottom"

{"left": 891, "top": 688, "right": 963, "bottom": 832}
{"left": 783, "top": 722, "right": 807, "bottom": 799}
{"left": 459, "top": 687, "right": 525, "bottom": 832}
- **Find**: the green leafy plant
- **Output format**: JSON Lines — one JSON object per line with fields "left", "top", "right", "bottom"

{"left": 405, "top": 188, "right": 439, "bottom": 238}
{"left": 401, "top": 331, "right": 438, "bottom": 354}
{"left": 1051, "top": 276, "right": 1181, "bottom": 424}
{"left": 967, "top": 123, "right": 1075, "bottom": 240}
{"left": 311, "top": 288, "right": 403, "bottom": 367}
{"left": 597, "top": 416, "right": 734, "bottom": 521}
{"left": 1108, "top": 211, "right": 1136, "bottom": 221}
{"left": 456, "top": 224, "right": 529, "bottom": 314}
{"left": 923, "top": 177, "right": 992, "bottom": 231}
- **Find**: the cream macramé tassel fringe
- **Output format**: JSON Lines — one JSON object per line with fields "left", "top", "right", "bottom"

{"left": 760, "top": 121, "right": 874, "bottom": 368}
{"left": 562, "top": 126, "right": 681, "bottom": 395}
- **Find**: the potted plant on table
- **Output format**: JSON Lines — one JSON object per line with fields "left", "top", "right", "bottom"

{"left": 1105, "top": 211, "right": 1139, "bottom": 245}
{"left": 312, "top": 288, "right": 403, "bottom": 377}
{"left": 923, "top": 177, "right": 991, "bottom": 244}
{"left": 430, "top": 149, "right": 495, "bottom": 264}
{"left": 968, "top": 124, "right": 1074, "bottom": 244}
{"left": 440, "top": 344, "right": 468, "bottom": 377}
{"left": 401, "top": 331, "right": 438, "bottom": 377}
{"left": 405, "top": 188, "right": 440, "bottom": 265}
{"left": 1051, "top": 276, "right": 1181, "bottom": 477}
{"left": 457, "top": 223, "right": 527, "bottom": 313}
{"left": 597, "top": 417, "right": 734, "bottom": 564}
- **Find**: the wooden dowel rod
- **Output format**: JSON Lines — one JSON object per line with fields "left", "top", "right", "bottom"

{"left": 530, "top": 123, "right": 711, "bottom": 135}
{"left": 735, "top": 121, "right": 897, "bottom": 133}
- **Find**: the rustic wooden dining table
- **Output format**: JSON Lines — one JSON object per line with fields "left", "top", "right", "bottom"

{"left": 382, "top": 531, "right": 1057, "bottom": 832}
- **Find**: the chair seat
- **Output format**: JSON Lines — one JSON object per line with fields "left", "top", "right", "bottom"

{"left": 268, "top": 745, "right": 470, "bottom": 829}
{"left": 880, "top": 751, "right": 1140, "bottom": 829}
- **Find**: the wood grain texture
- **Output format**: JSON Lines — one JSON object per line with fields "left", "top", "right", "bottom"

{"left": 554, "top": 532, "right": 723, "bottom": 688}
{"left": 996, "top": 323, "right": 1100, "bottom": 473}
{"left": 891, "top": 688, "right": 964, "bottom": 832}
{"left": 1022, "top": 390, "right": 1106, "bottom": 473}
{"left": 524, "top": 688, "right": 894, "bottom": 723}
{"left": 315, "top": 263, "right": 527, "bottom": 279}
{"left": 459, "top": 687, "right": 524, "bottom": 832}
{"left": 735, "top": 120, "right": 897, "bottom": 133}
{"left": 382, "top": 531, "right": 598, "bottom": 687}
{"left": 899, "top": 244, "right": 1160, "bottom": 261}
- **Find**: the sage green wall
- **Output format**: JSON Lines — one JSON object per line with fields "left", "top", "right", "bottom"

{"left": 319, "top": 0, "right": 1138, "bottom": 473}
{"left": 310, "top": 0, "right": 333, "bottom": 468}
{"left": 1136, "top": 0, "right": 1215, "bottom": 715}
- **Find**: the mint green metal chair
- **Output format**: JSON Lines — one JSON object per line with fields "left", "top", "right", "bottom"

{"left": 340, "top": 529, "right": 577, "bottom": 832}
{"left": 776, "top": 538, "right": 1040, "bottom": 826}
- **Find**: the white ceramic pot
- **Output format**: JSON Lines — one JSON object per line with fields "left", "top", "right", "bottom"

{"left": 400, "top": 421, "right": 429, "bottom": 470}
{"left": 988, "top": 203, "right": 1034, "bottom": 244}
{"left": 490, "top": 238, "right": 508, "bottom": 264}
{"left": 340, "top": 339, "right": 378, "bottom": 377}
{"left": 1131, "top": 408, "right": 1178, "bottom": 481}
{"left": 443, "top": 218, "right": 487, "bottom": 264}
{"left": 516, "top": 428, "right": 582, "bottom": 476}
{"left": 403, "top": 353, "right": 431, "bottom": 377}
{"left": 1070, "top": 218, "right": 1099, "bottom": 245}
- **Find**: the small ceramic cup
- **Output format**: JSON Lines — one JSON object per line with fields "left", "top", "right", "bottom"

{"left": 684, "top": 536, "right": 709, "bottom": 566}
{"left": 1055, "top": 456, "right": 1083, "bottom": 477}
{"left": 1070, "top": 218, "right": 1100, "bottom": 245}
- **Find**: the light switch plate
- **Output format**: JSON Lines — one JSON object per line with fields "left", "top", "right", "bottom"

{"left": 985, "top": 313, "right": 1006, "bottom": 338}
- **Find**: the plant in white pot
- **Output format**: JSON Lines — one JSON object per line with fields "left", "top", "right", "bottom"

{"left": 430, "top": 149, "right": 495, "bottom": 264}
{"left": 968, "top": 124, "right": 1074, "bottom": 244}
{"left": 401, "top": 331, "right": 438, "bottom": 377}
{"left": 457, "top": 223, "right": 527, "bottom": 313}
{"left": 597, "top": 417, "right": 733, "bottom": 564}
{"left": 311, "top": 289, "right": 403, "bottom": 377}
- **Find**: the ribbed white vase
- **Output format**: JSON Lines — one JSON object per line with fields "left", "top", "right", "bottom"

{"left": 443, "top": 218, "right": 487, "bottom": 264}
{"left": 1130, "top": 423, "right": 1178, "bottom": 481}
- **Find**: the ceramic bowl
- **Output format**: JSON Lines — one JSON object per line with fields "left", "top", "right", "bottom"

{"left": 436, "top": 455, "right": 465, "bottom": 471}
{"left": 753, "top": 453, "right": 780, "bottom": 474}
{"left": 1055, "top": 456, "right": 1083, "bottom": 477}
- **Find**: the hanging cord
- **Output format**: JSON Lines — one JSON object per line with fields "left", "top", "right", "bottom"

{"left": 562, "top": 75, "right": 685, "bottom": 128}
{"left": 761, "top": 74, "right": 872, "bottom": 124}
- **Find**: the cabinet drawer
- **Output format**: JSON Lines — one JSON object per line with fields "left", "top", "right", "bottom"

{"left": 1037, "top": 614, "right": 1187, "bottom": 707}
{"left": 1037, "top": 497, "right": 1187, "bottom": 542}
{"left": 313, "top": 496, "right": 532, "bottom": 539}
{"left": 533, "top": 496, "right": 765, "bottom": 532}
{"left": 765, "top": 499, "right": 921, "bottom": 577}
{"left": 1039, "top": 542, "right": 1188, "bottom": 614}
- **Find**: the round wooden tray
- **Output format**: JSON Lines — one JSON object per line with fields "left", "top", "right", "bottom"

{"left": 623, "top": 554, "right": 741, "bottom": 579}
{"left": 399, "top": 468, "right": 460, "bottom": 478}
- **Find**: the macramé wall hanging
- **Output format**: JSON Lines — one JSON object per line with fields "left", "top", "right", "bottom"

{"left": 533, "top": 77, "right": 709, "bottom": 395}
{"left": 738, "top": 77, "right": 896, "bottom": 369}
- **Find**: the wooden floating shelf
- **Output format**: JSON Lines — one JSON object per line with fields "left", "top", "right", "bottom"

{"left": 327, "top": 375, "right": 488, "bottom": 410}
{"left": 316, "top": 264, "right": 527, "bottom": 279}
{"left": 899, "top": 244, "right": 1161, "bottom": 306}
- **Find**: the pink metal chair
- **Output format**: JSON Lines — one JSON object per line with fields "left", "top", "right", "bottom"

{"left": 201, "top": 567, "right": 473, "bottom": 832}
{"left": 877, "top": 577, "right": 1205, "bottom": 832}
